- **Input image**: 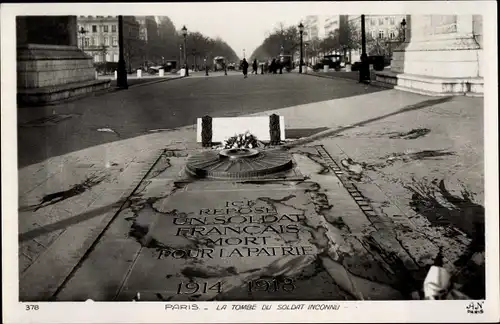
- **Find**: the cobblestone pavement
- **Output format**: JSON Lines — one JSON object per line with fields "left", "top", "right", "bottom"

{"left": 17, "top": 72, "right": 485, "bottom": 300}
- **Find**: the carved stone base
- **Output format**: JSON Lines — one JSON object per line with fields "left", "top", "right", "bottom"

{"left": 389, "top": 38, "right": 483, "bottom": 78}
{"left": 374, "top": 71, "right": 483, "bottom": 97}
{"left": 376, "top": 37, "right": 483, "bottom": 96}
{"left": 17, "top": 44, "right": 110, "bottom": 106}
{"left": 18, "top": 79, "right": 111, "bottom": 106}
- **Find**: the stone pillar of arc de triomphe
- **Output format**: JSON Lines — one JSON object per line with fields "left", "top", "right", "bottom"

{"left": 17, "top": 16, "right": 110, "bottom": 106}
{"left": 375, "top": 15, "right": 483, "bottom": 96}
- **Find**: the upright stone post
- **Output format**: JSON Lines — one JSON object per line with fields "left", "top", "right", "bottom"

{"left": 269, "top": 114, "right": 281, "bottom": 146}
{"left": 201, "top": 115, "right": 213, "bottom": 147}
{"left": 117, "top": 15, "right": 128, "bottom": 89}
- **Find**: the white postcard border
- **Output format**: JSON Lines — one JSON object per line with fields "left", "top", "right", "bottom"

{"left": 2, "top": 1, "right": 498, "bottom": 323}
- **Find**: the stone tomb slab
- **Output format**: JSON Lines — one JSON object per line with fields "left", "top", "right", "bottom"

{"left": 117, "top": 185, "right": 338, "bottom": 301}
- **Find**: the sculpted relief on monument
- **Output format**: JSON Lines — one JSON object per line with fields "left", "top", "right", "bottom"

{"left": 412, "top": 15, "right": 458, "bottom": 39}
{"left": 430, "top": 15, "right": 458, "bottom": 35}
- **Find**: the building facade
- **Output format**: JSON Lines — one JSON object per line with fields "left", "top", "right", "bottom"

{"left": 324, "top": 15, "right": 340, "bottom": 36}
{"left": 347, "top": 14, "right": 406, "bottom": 62}
{"left": 135, "top": 16, "right": 159, "bottom": 43}
{"left": 77, "top": 16, "right": 150, "bottom": 70}
{"left": 77, "top": 16, "right": 119, "bottom": 63}
{"left": 303, "top": 15, "right": 321, "bottom": 41}
{"left": 348, "top": 15, "right": 406, "bottom": 41}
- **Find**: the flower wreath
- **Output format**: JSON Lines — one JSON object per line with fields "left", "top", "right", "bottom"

{"left": 222, "top": 131, "right": 259, "bottom": 149}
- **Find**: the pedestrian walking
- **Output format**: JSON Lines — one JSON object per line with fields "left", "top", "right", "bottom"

{"left": 252, "top": 59, "right": 258, "bottom": 74}
{"left": 241, "top": 58, "right": 249, "bottom": 78}
{"left": 271, "top": 59, "right": 277, "bottom": 74}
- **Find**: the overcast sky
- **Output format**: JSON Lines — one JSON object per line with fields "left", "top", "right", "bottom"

{"left": 5, "top": 2, "right": 481, "bottom": 60}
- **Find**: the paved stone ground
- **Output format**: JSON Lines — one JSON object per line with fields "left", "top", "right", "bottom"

{"left": 247, "top": 89, "right": 485, "bottom": 299}
{"left": 17, "top": 72, "right": 485, "bottom": 301}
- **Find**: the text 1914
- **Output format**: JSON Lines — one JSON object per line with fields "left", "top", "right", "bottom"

{"left": 176, "top": 281, "right": 223, "bottom": 295}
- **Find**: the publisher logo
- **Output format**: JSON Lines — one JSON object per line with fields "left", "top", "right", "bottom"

{"left": 466, "top": 301, "right": 484, "bottom": 315}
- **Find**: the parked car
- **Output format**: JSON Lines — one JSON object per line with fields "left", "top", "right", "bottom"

{"left": 369, "top": 56, "right": 385, "bottom": 71}
{"left": 351, "top": 61, "right": 362, "bottom": 71}
{"left": 93, "top": 62, "right": 118, "bottom": 75}
{"left": 147, "top": 66, "right": 162, "bottom": 74}
{"left": 162, "top": 61, "right": 177, "bottom": 72}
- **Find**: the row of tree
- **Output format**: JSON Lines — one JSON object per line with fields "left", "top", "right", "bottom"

{"left": 125, "top": 16, "right": 239, "bottom": 71}
{"left": 250, "top": 20, "right": 404, "bottom": 64}
{"left": 250, "top": 23, "right": 301, "bottom": 62}
{"left": 317, "top": 21, "right": 404, "bottom": 58}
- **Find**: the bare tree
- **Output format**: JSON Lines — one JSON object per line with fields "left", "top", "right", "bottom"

{"left": 258, "top": 23, "right": 300, "bottom": 59}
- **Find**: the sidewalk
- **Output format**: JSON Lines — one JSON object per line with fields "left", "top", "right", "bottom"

{"left": 18, "top": 83, "right": 485, "bottom": 299}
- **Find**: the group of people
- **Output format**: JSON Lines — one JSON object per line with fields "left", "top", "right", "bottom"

{"left": 239, "top": 58, "right": 291, "bottom": 78}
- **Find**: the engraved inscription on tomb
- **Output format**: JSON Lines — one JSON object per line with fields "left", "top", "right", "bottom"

{"left": 156, "top": 198, "right": 317, "bottom": 260}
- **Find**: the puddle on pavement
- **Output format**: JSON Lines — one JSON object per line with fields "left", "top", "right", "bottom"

{"left": 405, "top": 177, "right": 485, "bottom": 298}
{"left": 341, "top": 149, "right": 457, "bottom": 177}
{"left": 332, "top": 128, "right": 432, "bottom": 140}
{"left": 406, "top": 178, "right": 484, "bottom": 240}
{"left": 24, "top": 174, "right": 107, "bottom": 212}
{"left": 386, "top": 128, "right": 431, "bottom": 140}
{"left": 20, "top": 114, "right": 80, "bottom": 127}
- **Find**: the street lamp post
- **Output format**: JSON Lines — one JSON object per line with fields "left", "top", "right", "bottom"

{"left": 304, "top": 43, "right": 308, "bottom": 73}
{"left": 78, "top": 27, "right": 87, "bottom": 51}
{"left": 400, "top": 18, "right": 407, "bottom": 42}
{"left": 359, "top": 14, "right": 370, "bottom": 83}
{"left": 298, "top": 22, "right": 304, "bottom": 74}
{"left": 181, "top": 25, "right": 189, "bottom": 76}
{"left": 179, "top": 45, "right": 182, "bottom": 70}
{"left": 192, "top": 49, "right": 196, "bottom": 71}
{"left": 117, "top": 16, "right": 128, "bottom": 89}
{"left": 243, "top": 48, "right": 246, "bottom": 59}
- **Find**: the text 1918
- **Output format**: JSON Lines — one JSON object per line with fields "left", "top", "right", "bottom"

{"left": 247, "top": 277, "right": 295, "bottom": 293}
